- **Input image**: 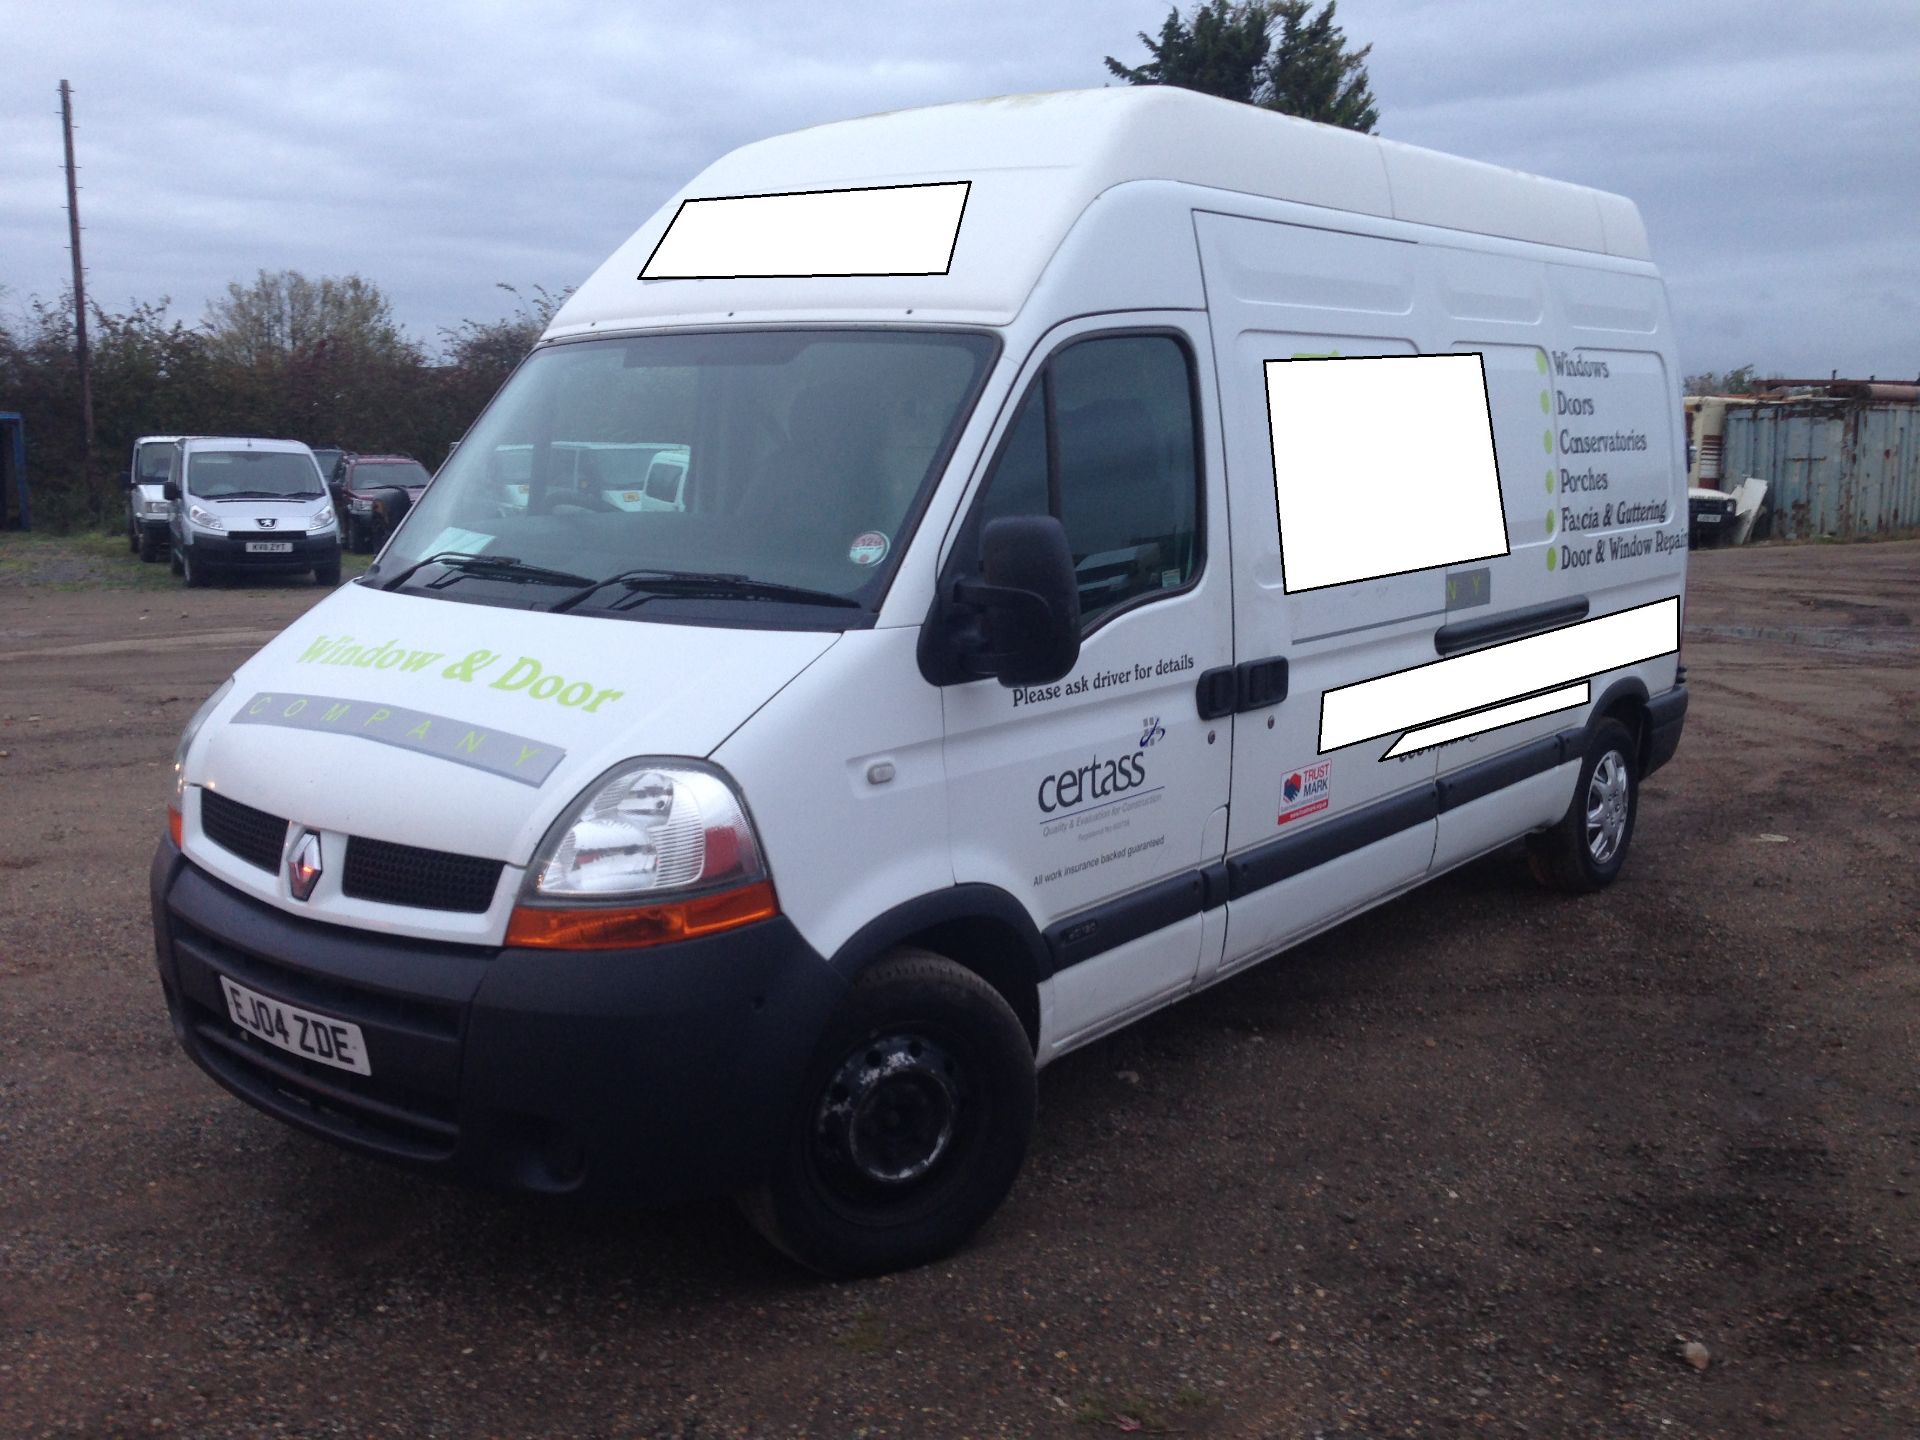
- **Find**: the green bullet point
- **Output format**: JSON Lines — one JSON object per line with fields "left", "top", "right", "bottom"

{"left": 1546, "top": 468, "right": 1556, "bottom": 493}
{"left": 1543, "top": 430, "right": 1554, "bottom": 454}
{"left": 1540, "top": 390, "right": 1551, "bottom": 414}
{"left": 1547, "top": 547, "right": 1557, "bottom": 572}
{"left": 1536, "top": 351, "right": 1549, "bottom": 374}
{"left": 1547, "top": 510, "right": 1556, "bottom": 536}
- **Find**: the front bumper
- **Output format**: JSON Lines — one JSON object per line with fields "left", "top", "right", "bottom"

{"left": 190, "top": 532, "right": 340, "bottom": 571}
{"left": 150, "top": 841, "right": 846, "bottom": 1201}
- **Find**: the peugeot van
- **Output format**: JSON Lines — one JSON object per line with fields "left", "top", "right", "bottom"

{"left": 165, "top": 436, "right": 342, "bottom": 587}
{"left": 151, "top": 88, "right": 1688, "bottom": 1276}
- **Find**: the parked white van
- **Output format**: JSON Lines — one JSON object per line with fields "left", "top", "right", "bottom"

{"left": 164, "top": 436, "right": 342, "bottom": 587}
{"left": 152, "top": 88, "right": 1688, "bottom": 1275}
{"left": 127, "top": 434, "right": 189, "bottom": 562}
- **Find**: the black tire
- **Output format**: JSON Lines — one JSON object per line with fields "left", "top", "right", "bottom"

{"left": 1527, "top": 717, "right": 1638, "bottom": 893}
{"left": 169, "top": 547, "right": 183, "bottom": 577}
{"left": 740, "top": 950, "right": 1035, "bottom": 1277}
{"left": 315, "top": 559, "right": 341, "bottom": 587}
{"left": 182, "top": 548, "right": 212, "bottom": 589}
{"left": 127, "top": 516, "right": 140, "bottom": 553}
{"left": 139, "top": 531, "right": 164, "bottom": 563}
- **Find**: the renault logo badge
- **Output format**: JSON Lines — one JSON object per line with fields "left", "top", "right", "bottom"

{"left": 287, "top": 830, "right": 323, "bottom": 901}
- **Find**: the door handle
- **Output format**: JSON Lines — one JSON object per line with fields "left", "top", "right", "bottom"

{"left": 1194, "top": 657, "right": 1289, "bottom": 718}
{"left": 1235, "top": 656, "right": 1289, "bottom": 710}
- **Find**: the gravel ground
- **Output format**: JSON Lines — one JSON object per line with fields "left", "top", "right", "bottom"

{"left": 1, "top": 537, "right": 1916, "bottom": 1438}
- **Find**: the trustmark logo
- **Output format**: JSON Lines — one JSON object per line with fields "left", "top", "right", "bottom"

{"left": 1278, "top": 761, "right": 1332, "bottom": 826}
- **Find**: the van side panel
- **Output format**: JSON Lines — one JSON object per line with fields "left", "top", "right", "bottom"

{"left": 1192, "top": 194, "right": 1685, "bottom": 974}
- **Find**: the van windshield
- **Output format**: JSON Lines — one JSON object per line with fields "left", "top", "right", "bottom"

{"left": 373, "top": 329, "right": 997, "bottom": 622}
{"left": 136, "top": 441, "right": 175, "bottom": 484}
{"left": 186, "top": 451, "right": 324, "bottom": 498}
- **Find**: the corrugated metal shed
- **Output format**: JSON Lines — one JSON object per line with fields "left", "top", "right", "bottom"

{"left": 1722, "top": 397, "right": 1919, "bottom": 538}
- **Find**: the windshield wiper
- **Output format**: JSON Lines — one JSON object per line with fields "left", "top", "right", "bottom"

{"left": 209, "top": 489, "right": 315, "bottom": 500}
{"left": 548, "top": 568, "right": 863, "bottom": 615}
{"left": 376, "top": 551, "right": 595, "bottom": 593}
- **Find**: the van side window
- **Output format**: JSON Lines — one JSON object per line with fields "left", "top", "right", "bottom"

{"left": 977, "top": 334, "right": 1200, "bottom": 629}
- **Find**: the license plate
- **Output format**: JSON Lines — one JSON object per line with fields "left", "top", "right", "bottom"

{"left": 219, "top": 975, "right": 370, "bottom": 1075}
{"left": 245, "top": 541, "right": 293, "bottom": 553}
{"left": 1697, "top": 512, "right": 1721, "bottom": 523}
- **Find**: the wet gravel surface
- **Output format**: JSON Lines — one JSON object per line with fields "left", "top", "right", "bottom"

{"left": 1, "top": 541, "right": 1916, "bottom": 1438}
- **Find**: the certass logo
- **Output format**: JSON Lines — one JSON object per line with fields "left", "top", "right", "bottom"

{"left": 1037, "top": 749, "right": 1149, "bottom": 815}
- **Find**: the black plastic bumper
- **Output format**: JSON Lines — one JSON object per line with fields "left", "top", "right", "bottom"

{"left": 1644, "top": 682, "right": 1688, "bottom": 777}
{"left": 192, "top": 533, "right": 340, "bottom": 572}
{"left": 150, "top": 841, "right": 846, "bottom": 1202}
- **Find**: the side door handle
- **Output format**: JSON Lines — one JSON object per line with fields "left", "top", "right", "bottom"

{"left": 1194, "top": 657, "right": 1289, "bottom": 718}
{"left": 1235, "top": 656, "right": 1288, "bottom": 711}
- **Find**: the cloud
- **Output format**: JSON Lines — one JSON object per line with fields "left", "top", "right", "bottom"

{"left": 3, "top": 0, "right": 1915, "bottom": 377}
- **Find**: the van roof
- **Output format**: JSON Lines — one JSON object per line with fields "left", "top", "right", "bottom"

{"left": 552, "top": 87, "right": 1651, "bottom": 338}
{"left": 181, "top": 436, "right": 315, "bottom": 455}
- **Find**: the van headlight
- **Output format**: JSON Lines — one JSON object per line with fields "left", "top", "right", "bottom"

{"left": 311, "top": 505, "right": 336, "bottom": 531}
{"left": 187, "top": 504, "right": 225, "bottom": 531}
{"left": 508, "top": 760, "right": 776, "bottom": 950}
{"left": 167, "top": 678, "right": 234, "bottom": 846}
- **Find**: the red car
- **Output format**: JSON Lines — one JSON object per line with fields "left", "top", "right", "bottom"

{"left": 330, "top": 454, "right": 432, "bottom": 552}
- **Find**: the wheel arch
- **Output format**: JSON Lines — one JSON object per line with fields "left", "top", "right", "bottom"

{"left": 825, "top": 884, "right": 1046, "bottom": 1052}
{"left": 1590, "top": 676, "right": 1653, "bottom": 774}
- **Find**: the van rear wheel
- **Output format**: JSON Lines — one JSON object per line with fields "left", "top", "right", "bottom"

{"left": 1527, "top": 717, "right": 1638, "bottom": 892}
{"left": 740, "top": 949, "right": 1035, "bottom": 1277}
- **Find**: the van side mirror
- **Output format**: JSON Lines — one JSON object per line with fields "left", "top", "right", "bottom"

{"left": 162, "top": 480, "right": 179, "bottom": 501}
{"left": 919, "top": 514, "right": 1081, "bottom": 687}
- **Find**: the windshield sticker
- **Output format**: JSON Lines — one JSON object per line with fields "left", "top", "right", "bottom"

{"left": 848, "top": 531, "right": 890, "bottom": 566}
{"left": 421, "top": 526, "right": 495, "bottom": 556}
{"left": 230, "top": 692, "right": 565, "bottom": 786}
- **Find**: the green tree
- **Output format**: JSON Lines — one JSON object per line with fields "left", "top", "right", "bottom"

{"left": 1264, "top": 1, "right": 1378, "bottom": 133}
{"left": 1683, "top": 365, "right": 1761, "bottom": 397}
{"left": 1104, "top": 0, "right": 1271, "bottom": 104}
{"left": 1105, "top": 0, "right": 1380, "bottom": 134}
{"left": 204, "top": 270, "right": 414, "bottom": 368}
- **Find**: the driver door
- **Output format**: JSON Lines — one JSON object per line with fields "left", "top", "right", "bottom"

{"left": 939, "top": 320, "right": 1234, "bottom": 1054}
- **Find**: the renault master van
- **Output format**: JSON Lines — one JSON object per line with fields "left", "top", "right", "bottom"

{"left": 151, "top": 88, "right": 1688, "bottom": 1276}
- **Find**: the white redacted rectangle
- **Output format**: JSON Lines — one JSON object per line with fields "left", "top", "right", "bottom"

{"left": 641, "top": 182, "right": 971, "bottom": 280}
{"left": 1320, "top": 597, "right": 1679, "bottom": 753}
{"left": 1266, "top": 353, "right": 1509, "bottom": 593}
{"left": 1381, "top": 681, "right": 1590, "bottom": 760}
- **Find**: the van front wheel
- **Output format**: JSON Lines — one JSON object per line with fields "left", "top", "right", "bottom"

{"left": 1528, "top": 717, "right": 1638, "bottom": 892}
{"left": 740, "top": 950, "right": 1035, "bottom": 1277}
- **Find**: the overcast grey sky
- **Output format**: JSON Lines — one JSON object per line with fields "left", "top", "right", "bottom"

{"left": 3, "top": 0, "right": 1916, "bottom": 378}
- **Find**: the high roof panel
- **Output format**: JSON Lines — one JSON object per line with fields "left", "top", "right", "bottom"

{"left": 551, "top": 88, "right": 1650, "bottom": 337}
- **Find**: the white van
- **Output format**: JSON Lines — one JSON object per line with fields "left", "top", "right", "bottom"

{"left": 164, "top": 436, "right": 342, "bottom": 587}
{"left": 127, "top": 434, "right": 190, "bottom": 562}
{"left": 151, "top": 89, "right": 1688, "bottom": 1276}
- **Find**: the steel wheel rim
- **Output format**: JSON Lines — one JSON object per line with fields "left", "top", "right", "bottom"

{"left": 814, "top": 1033, "right": 963, "bottom": 1189}
{"left": 1585, "top": 750, "right": 1630, "bottom": 865}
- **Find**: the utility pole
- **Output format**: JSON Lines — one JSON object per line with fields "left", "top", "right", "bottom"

{"left": 59, "top": 79, "right": 96, "bottom": 509}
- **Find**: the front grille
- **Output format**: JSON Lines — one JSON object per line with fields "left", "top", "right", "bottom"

{"left": 200, "top": 789, "right": 287, "bottom": 872}
{"left": 343, "top": 836, "right": 504, "bottom": 913}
